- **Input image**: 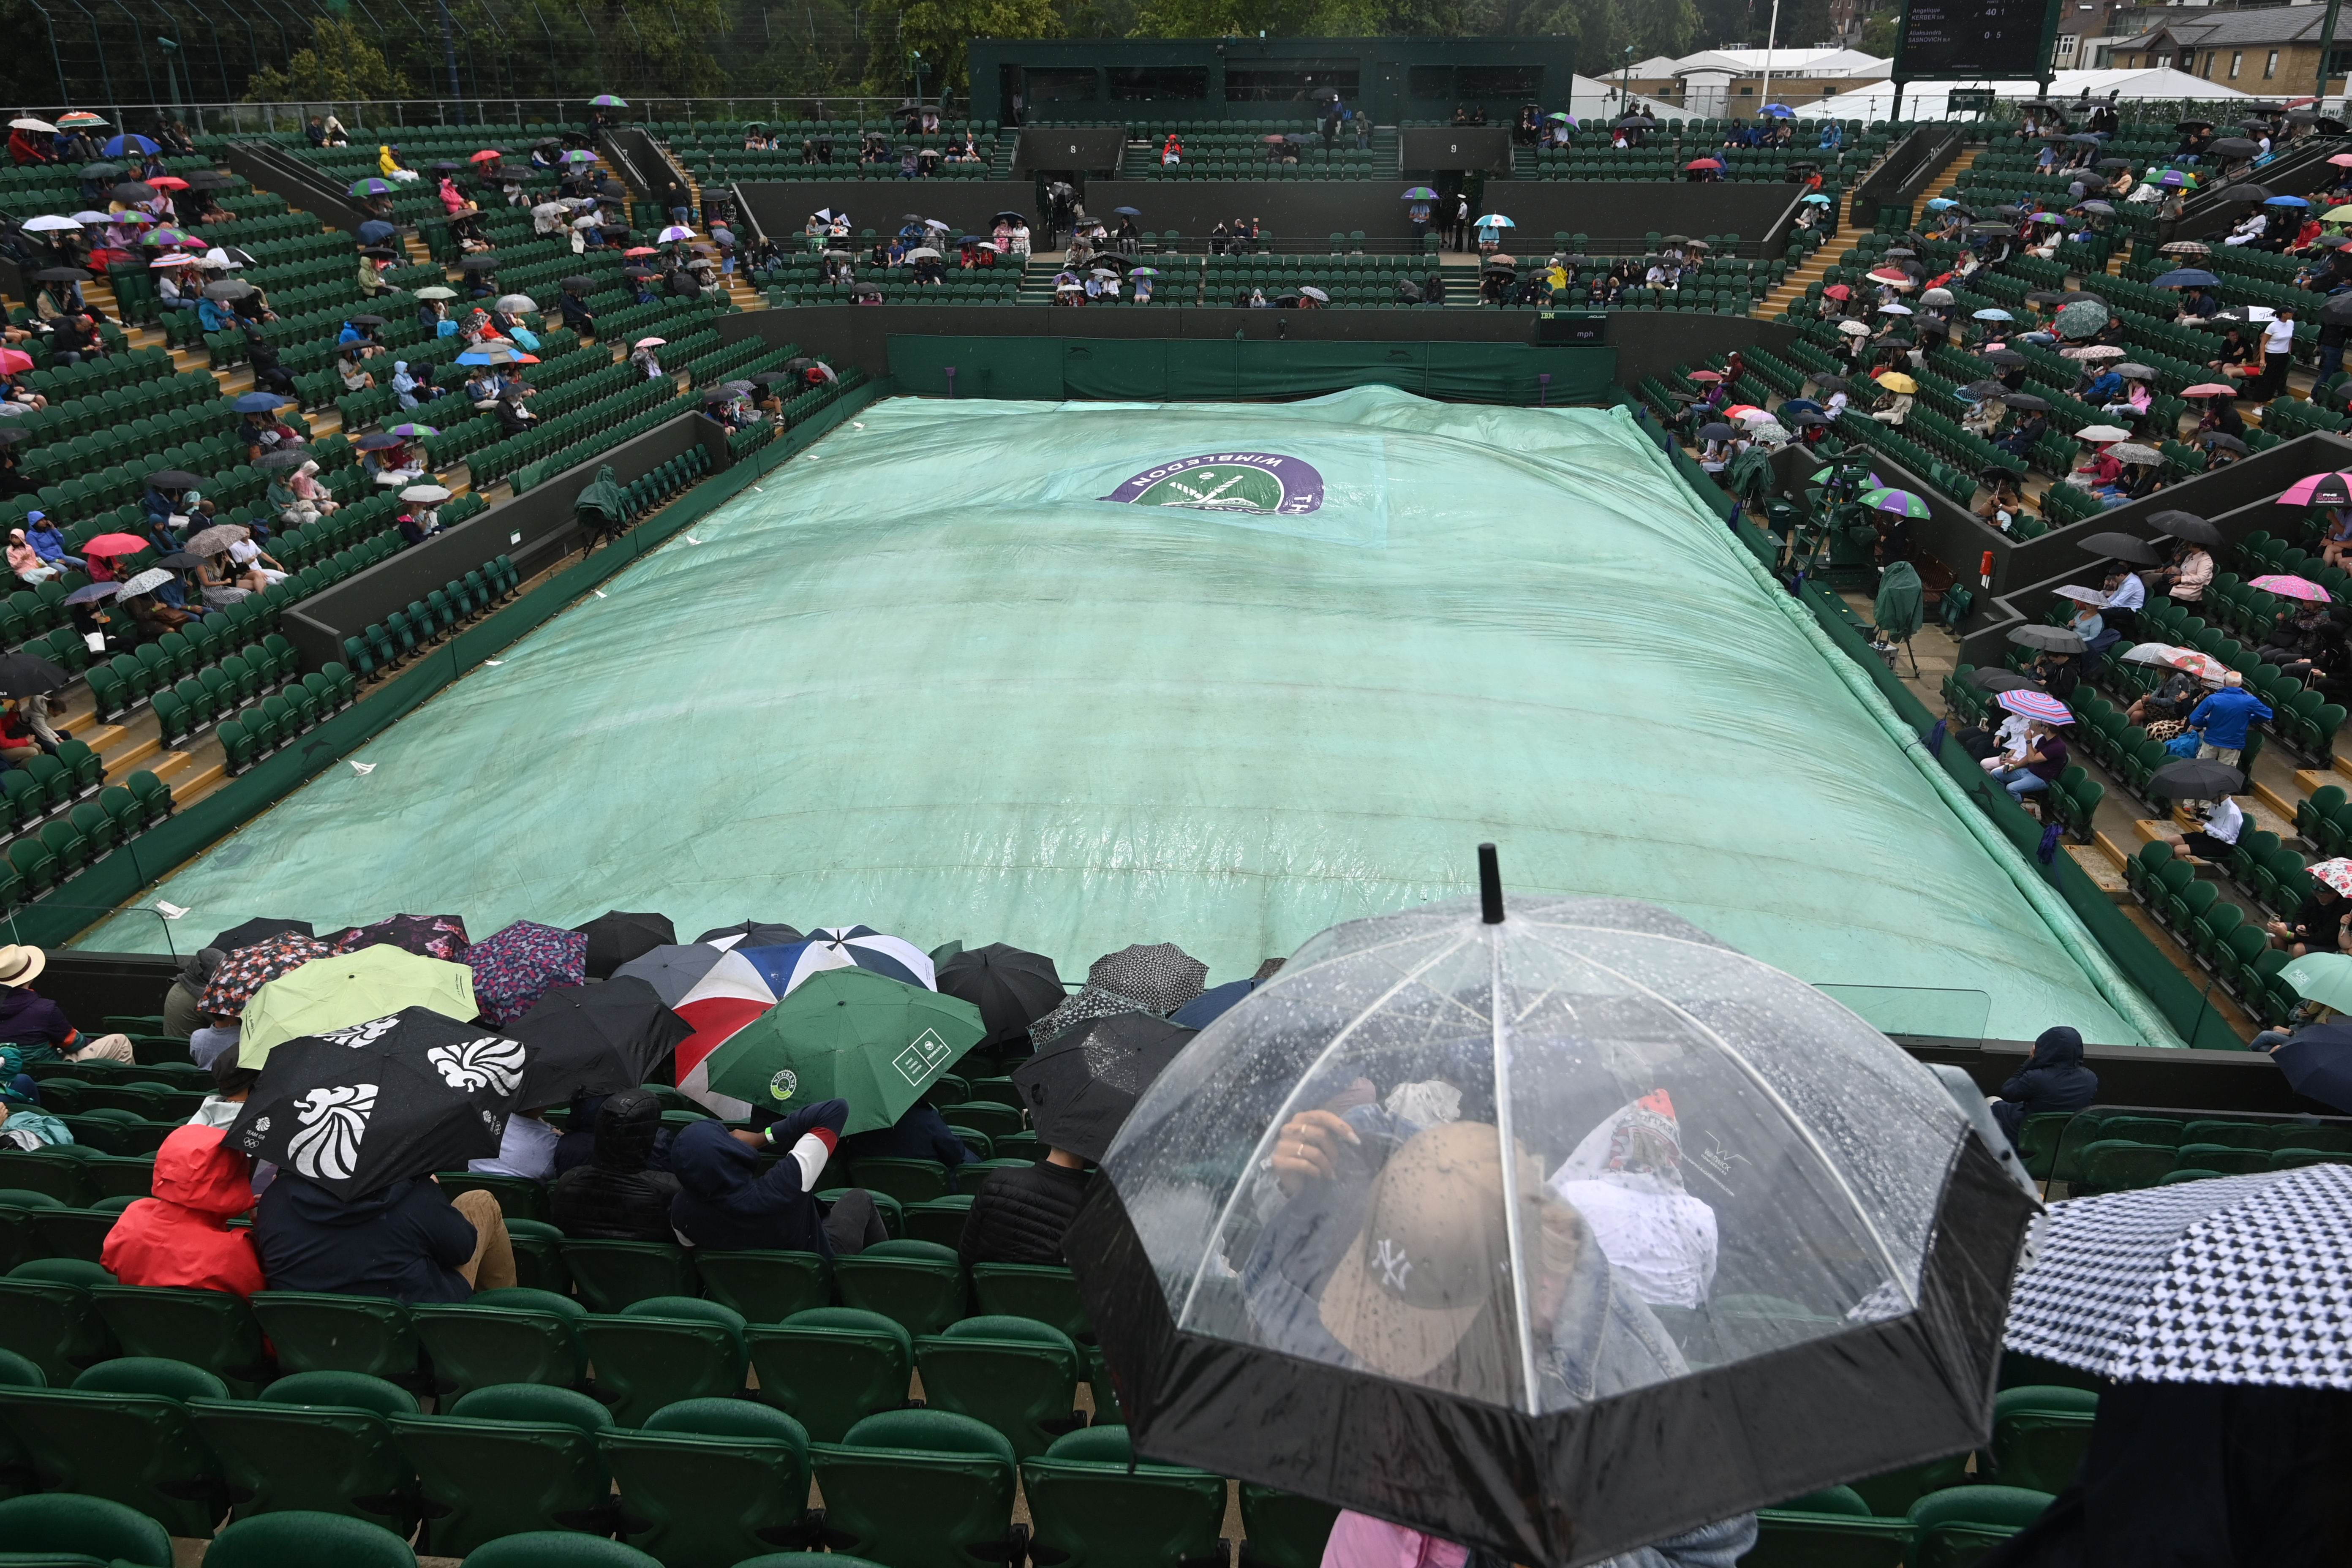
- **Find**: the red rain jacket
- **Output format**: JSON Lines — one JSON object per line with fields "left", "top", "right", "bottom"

{"left": 100, "top": 1123, "right": 264, "bottom": 1297}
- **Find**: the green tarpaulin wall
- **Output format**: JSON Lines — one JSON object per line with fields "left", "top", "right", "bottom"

{"left": 885, "top": 335, "right": 1618, "bottom": 405}
{"left": 82, "top": 387, "right": 2159, "bottom": 1047}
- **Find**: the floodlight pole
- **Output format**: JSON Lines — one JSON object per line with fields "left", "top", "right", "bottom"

{"left": 2317, "top": 0, "right": 2345, "bottom": 116}
{"left": 1761, "top": 0, "right": 1782, "bottom": 106}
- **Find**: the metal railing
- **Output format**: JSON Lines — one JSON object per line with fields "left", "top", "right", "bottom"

{"left": 19, "top": 97, "right": 966, "bottom": 139}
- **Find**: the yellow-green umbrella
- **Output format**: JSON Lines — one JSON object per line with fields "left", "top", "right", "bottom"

{"left": 239, "top": 945, "right": 478, "bottom": 1067}
{"left": 2326, "top": 204, "right": 2352, "bottom": 223}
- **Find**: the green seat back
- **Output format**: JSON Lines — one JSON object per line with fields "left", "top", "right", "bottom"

{"left": 201, "top": 1509, "right": 418, "bottom": 1568}
{"left": 1990, "top": 1386, "right": 2098, "bottom": 1493}
{"left": 0, "top": 1379, "right": 221, "bottom": 1535}
{"left": 915, "top": 1318, "right": 1083, "bottom": 1459}
{"left": 71, "top": 1353, "right": 228, "bottom": 1402}
{"left": 388, "top": 1402, "right": 614, "bottom": 1558}
{"left": 600, "top": 1409, "right": 815, "bottom": 1565}
{"left": 558, "top": 1239, "right": 695, "bottom": 1312}
{"left": 695, "top": 1249, "right": 830, "bottom": 1324}
{"left": 577, "top": 1312, "right": 748, "bottom": 1427}
{"left": 1021, "top": 1425, "right": 1227, "bottom": 1568}
{"left": 187, "top": 1396, "right": 418, "bottom": 1533}
{"left": 460, "top": 1533, "right": 663, "bottom": 1568}
{"left": 411, "top": 1301, "right": 587, "bottom": 1402}
{"left": 620, "top": 1294, "right": 745, "bottom": 1330}
{"left": 0, "top": 1492, "right": 174, "bottom": 1566}
{"left": 90, "top": 1284, "right": 271, "bottom": 1396}
{"left": 969, "top": 1262, "right": 1092, "bottom": 1341}
{"left": 746, "top": 1309, "right": 914, "bottom": 1442}
{"left": 1742, "top": 1508, "right": 1914, "bottom": 1568}
{"left": 833, "top": 1244, "right": 966, "bottom": 1335}
{"left": 814, "top": 1410, "right": 1019, "bottom": 1568}
{"left": 1237, "top": 1484, "right": 1342, "bottom": 1568}
{"left": 249, "top": 1292, "right": 421, "bottom": 1387}
{"left": 0, "top": 1275, "right": 112, "bottom": 1385}
{"left": 1907, "top": 1486, "right": 2056, "bottom": 1568}
{"left": 263, "top": 1369, "right": 420, "bottom": 1416}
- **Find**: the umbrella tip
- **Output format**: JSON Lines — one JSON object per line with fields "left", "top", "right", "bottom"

{"left": 1478, "top": 843, "right": 1504, "bottom": 925}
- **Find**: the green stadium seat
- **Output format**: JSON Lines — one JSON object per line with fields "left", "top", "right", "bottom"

{"left": 746, "top": 1307, "right": 913, "bottom": 1442}
{"left": 461, "top": 1533, "right": 664, "bottom": 1568}
{"left": 601, "top": 1397, "right": 818, "bottom": 1563}
{"left": 390, "top": 1382, "right": 616, "bottom": 1557}
{"left": 848, "top": 1155, "right": 950, "bottom": 1204}
{"left": 1238, "top": 1484, "right": 1342, "bottom": 1568}
{"left": 0, "top": 1492, "right": 174, "bottom": 1567}
{"left": 189, "top": 1370, "right": 420, "bottom": 1531}
{"left": 0, "top": 1255, "right": 114, "bottom": 1383}
{"left": 1021, "top": 1423, "right": 1228, "bottom": 1568}
{"left": 1989, "top": 1386, "right": 2097, "bottom": 1494}
{"left": 250, "top": 1291, "right": 424, "bottom": 1388}
{"left": 201, "top": 1509, "right": 418, "bottom": 1568}
{"left": 811, "top": 1408, "right": 1023, "bottom": 1568}
{"left": 915, "top": 1314, "right": 1086, "bottom": 1459}
{"left": 833, "top": 1237, "right": 966, "bottom": 1334}
{"left": 694, "top": 1248, "right": 831, "bottom": 1324}
{"left": 559, "top": 1238, "right": 695, "bottom": 1312}
{"left": 411, "top": 1288, "right": 588, "bottom": 1401}
{"left": 1735, "top": 1481, "right": 1913, "bottom": 1568}
{"left": 903, "top": 1194, "right": 974, "bottom": 1249}
{"left": 577, "top": 1296, "right": 748, "bottom": 1425}
{"left": 90, "top": 1282, "right": 273, "bottom": 1395}
{"left": 969, "top": 1261, "right": 1092, "bottom": 1340}
{"left": 0, "top": 1355, "right": 228, "bottom": 1535}
{"left": 1906, "top": 1486, "right": 2054, "bottom": 1568}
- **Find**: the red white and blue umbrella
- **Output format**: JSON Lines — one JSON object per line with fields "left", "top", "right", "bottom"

{"left": 744, "top": 925, "right": 937, "bottom": 995}
{"left": 613, "top": 943, "right": 782, "bottom": 1116}
{"left": 1997, "top": 689, "right": 2075, "bottom": 724}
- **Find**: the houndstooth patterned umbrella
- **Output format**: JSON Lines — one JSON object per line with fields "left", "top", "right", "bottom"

{"left": 2004, "top": 1164, "right": 2352, "bottom": 1388}
{"left": 1030, "top": 942, "right": 1209, "bottom": 1049}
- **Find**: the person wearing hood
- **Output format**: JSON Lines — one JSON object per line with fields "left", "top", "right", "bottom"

{"left": 254, "top": 1167, "right": 515, "bottom": 1303}
{"left": 163, "top": 947, "right": 225, "bottom": 1040}
{"left": 1991, "top": 1026, "right": 2099, "bottom": 1145}
{"left": 669, "top": 1099, "right": 887, "bottom": 1257}
{"left": 188, "top": 1045, "right": 259, "bottom": 1130}
{"left": 101, "top": 1124, "right": 266, "bottom": 1296}
{"left": 551, "top": 1089, "right": 681, "bottom": 1241}
{"left": 837, "top": 1101, "right": 977, "bottom": 1171}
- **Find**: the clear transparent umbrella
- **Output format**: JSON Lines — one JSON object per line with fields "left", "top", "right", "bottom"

{"left": 1072, "top": 855, "right": 2036, "bottom": 1566}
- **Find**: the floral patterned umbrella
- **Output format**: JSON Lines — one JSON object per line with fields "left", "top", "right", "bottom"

{"left": 468, "top": 920, "right": 589, "bottom": 1026}
{"left": 2310, "top": 858, "right": 2352, "bottom": 897}
{"left": 197, "top": 930, "right": 333, "bottom": 1018}
{"left": 326, "top": 913, "right": 472, "bottom": 964}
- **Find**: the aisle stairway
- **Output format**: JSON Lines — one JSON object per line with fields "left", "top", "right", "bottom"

{"left": 1750, "top": 142, "right": 1983, "bottom": 321}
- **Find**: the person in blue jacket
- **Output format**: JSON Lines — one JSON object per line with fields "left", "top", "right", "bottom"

{"left": 253, "top": 1172, "right": 511, "bottom": 1303}
{"left": 1990, "top": 1026, "right": 2099, "bottom": 1146}
{"left": 836, "top": 1101, "right": 977, "bottom": 1171}
{"left": 669, "top": 1099, "right": 887, "bottom": 1257}
{"left": 2186, "top": 670, "right": 2273, "bottom": 767}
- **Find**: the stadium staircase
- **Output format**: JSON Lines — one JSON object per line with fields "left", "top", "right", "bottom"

{"left": 1753, "top": 145, "right": 1982, "bottom": 322}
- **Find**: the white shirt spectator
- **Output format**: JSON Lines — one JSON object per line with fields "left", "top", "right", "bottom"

{"left": 2265, "top": 316, "right": 2295, "bottom": 355}
{"left": 2106, "top": 573, "right": 2146, "bottom": 612}
{"left": 2201, "top": 795, "right": 2244, "bottom": 846}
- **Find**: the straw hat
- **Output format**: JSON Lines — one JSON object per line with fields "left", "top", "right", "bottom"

{"left": 0, "top": 945, "right": 46, "bottom": 988}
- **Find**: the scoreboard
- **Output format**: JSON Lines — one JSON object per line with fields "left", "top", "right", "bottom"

{"left": 1893, "top": 0, "right": 2063, "bottom": 81}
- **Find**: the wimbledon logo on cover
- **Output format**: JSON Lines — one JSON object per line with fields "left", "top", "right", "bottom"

{"left": 1102, "top": 453, "right": 1325, "bottom": 515}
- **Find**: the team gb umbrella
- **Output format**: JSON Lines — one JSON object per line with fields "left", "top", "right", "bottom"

{"left": 1066, "top": 860, "right": 2037, "bottom": 1568}
{"left": 226, "top": 1007, "right": 528, "bottom": 1199}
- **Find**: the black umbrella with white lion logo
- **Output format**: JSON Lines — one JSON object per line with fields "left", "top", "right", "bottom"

{"left": 226, "top": 1007, "right": 532, "bottom": 1198}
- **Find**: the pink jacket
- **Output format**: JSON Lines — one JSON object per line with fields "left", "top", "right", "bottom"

{"left": 1321, "top": 1512, "right": 1469, "bottom": 1568}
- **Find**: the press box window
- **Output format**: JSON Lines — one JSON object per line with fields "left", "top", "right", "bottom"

{"left": 1410, "top": 65, "right": 1451, "bottom": 98}
{"left": 1456, "top": 66, "right": 1544, "bottom": 99}
{"left": 1109, "top": 66, "right": 1209, "bottom": 101}
{"left": 1225, "top": 65, "right": 1361, "bottom": 101}
{"left": 1027, "top": 68, "right": 1100, "bottom": 103}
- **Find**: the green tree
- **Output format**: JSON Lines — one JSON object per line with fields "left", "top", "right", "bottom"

{"left": 1860, "top": 7, "right": 1897, "bottom": 54}
{"left": 244, "top": 16, "right": 413, "bottom": 102}
{"left": 897, "top": 0, "right": 1062, "bottom": 94}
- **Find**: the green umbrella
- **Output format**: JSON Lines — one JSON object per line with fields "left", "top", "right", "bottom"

{"left": 702, "top": 967, "right": 984, "bottom": 1133}
{"left": 240, "top": 945, "right": 480, "bottom": 1068}
{"left": 2281, "top": 953, "right": 2352, "bottom": 1015}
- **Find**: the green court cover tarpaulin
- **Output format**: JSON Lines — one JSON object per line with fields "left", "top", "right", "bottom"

{"left": 89, "top": 387, "right": 2149, "bottom": 1044}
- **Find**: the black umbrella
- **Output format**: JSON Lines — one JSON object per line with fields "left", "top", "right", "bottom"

{"left": 2213, "top": 179, "right": 2269, "bottom": 201}
{"left": 109, "top": 181, "right": 155, "bottom": 203}
{"left": 2002, "top": 393, "right": 2053, "bottom": 412}
{"left": 1982, "top": 465, "right": 2026, "bottom": 485}
{"left": 506, "top": 976, "right": 691, "bottom": 1109}
{"left": 2077, "top": 531, "right": 2162, "bottom": 566}
{"left": 1012, "top": 1011, "right": 1195, "bottom": 1162}
{"left": 2210, "top": 142, "right": 2265, "bottom": 162}
{"left": 185, "top": 171, "right": 232, "bottom": 190}
{"left": 2011, "top": 624, "right": 2087, "bottom": 652}
{"left": 1982, "top": 349, "right": 2028, "bottom": 367}
{"left": 2321, "top": 293, "right": 2352, "bottom": 329}
{"left": 2150, "top": 758, "right": 2245, "bottom": 798}
{"left": 694, "top": 920, "right": 804, "bottom": 949}
{"left": 227, "top": 1007, "right": 527, "bottom": 1198}
{"left": 937, "top": 943, "right": 1066, "bottom": 1051}
{"left": 573, "top": 909, "right": 677, "bottom": 980}
{"left": 0, "top": 653, "right": 68, "bottom": 697}
{"left": 154, "top": 551, "right": 205, "bottom": 569}
{"left": 348, "top": 313, "right": 387, "bottom": 327}
{"left": 147, "top": 468, "right": 206, "bottom": 490}
{"left": 354, "top": 433, "right": 406, "bottom": 451}
{"left": 2272, "top": 1024, "right": 2352, "bottom": 1114}
{"left": 1696, "top": 422, "right": 1738, "bottom": 441}
{"left": 211, "top": 916, "right": 315, "bottom": 953}
{"left": 79, "top": 163, "right": 123, "bottom": 179}
{"left": 2023, "top": 291, "right": 2064, "bottom": 305}
{"left": 459, "top": 255, "right": 501, "bottom": 271}
{"left": 31, "top": 267, "right": 89, "bottom": 283}
{"left": 1969, "top": 669, "right": 2045, "bottom": 694}
{"left": 2148, "top": 509, "right": 2222, "bottom": 546}
{"left": 2204, "top": 433, "right": 2250, "bottom": 455}
{"left": 254, "top": 449, "right": 309, "bottom": 470}
{"left": 1957, "top": 379, "right": 2008, "bottom": 399}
